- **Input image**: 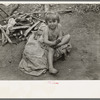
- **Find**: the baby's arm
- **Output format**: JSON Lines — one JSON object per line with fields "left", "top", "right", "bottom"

{"left": 43, "top": 27, "right": 56, "bottom": 46}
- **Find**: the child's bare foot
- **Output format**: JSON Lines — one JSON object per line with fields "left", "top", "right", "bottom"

{"left": 49, "top": 68, "right": 58, "bottom": 74}
{"left": 24, "top": 67, "right": 32, "bottom": 72}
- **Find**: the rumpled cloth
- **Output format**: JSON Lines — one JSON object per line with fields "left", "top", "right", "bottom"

{"left": 18, "top": 33, "right": 48, "bottom": 76}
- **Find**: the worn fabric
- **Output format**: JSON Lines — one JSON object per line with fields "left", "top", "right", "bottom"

{"left": 19, "top": 33, "right": 48, "bottom": 76}
{"left": 40, "top": 41, "right": 72, "bottom": 61}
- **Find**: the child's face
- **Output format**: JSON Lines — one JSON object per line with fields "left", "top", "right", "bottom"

{"left": 47, "top": 19, "right": 58, "bottom": 30}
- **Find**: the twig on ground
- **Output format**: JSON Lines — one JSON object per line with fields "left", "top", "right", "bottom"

{"left": 24, "top": 21, "right": 41, "bottom": 37}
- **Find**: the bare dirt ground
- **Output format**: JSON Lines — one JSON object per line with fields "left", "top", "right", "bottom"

{"left": 0, "top": 7, "right": 100, "bottom": 80}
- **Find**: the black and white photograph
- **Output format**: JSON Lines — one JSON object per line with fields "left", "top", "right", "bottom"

{"left": 0, "top": 1, "right": 100, "bottom": 98}
{"left": 0, "top": 2, "right": 100, "bottom": 80}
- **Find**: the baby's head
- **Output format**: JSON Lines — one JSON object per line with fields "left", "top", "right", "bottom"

{"left": 45, "top": 12, "right": 60, "bottom": 30}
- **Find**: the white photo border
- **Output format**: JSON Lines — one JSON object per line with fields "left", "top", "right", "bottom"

{"left": 0, "top": 1, "right": 100, "bottom": 98}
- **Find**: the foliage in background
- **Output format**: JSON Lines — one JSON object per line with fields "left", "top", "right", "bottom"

{"left": 75, "top": 4, "right": 100, "bottom": 13}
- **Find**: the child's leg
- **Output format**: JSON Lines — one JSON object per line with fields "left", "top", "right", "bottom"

{"left": 48, "top": 47, "right": 58, "bottom": 74}
{"left": 57, "top": 34, "right": 70, "bottom": 47}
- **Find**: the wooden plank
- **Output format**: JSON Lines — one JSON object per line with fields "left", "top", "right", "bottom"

{"left": 1, "top": 32, "right": 5, "bottom": 45}
{"left": 32, "top": 10, "right": 73, "bottom": 14}
{"left": 24, "top": 21, "right": 41, "bottom": 37}
{"left": 10, "top": 25, "right": 30, "bottom": 30}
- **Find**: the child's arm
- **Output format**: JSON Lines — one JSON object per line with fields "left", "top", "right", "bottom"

{"left": 56, "top": 24, "right": 63, "bottom": 46}
{"left": 58, "top": 32, "right": 63, "bottom": 40}
{"left": 43, "top": 28, "right": 56, "bottom": 46}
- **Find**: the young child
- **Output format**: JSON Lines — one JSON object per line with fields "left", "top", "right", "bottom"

{"left": 19, "top": 12, "right": 71, "bottom": 76}
{"left": 41, "top": 12, "right": 71, "bottom": 74}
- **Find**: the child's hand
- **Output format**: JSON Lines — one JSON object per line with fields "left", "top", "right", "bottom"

{"left": 53, "top": 40, "right": 57, "bottom": 45}
{"left": 56, "top": 39, "right": 61, "bottom": 45}
{"left": 51, "top": 39, "right": 61, "bottom": 49}
{"left": 52, "top": 39, "right": 61, "bottom": 46}
{"left": 50, "top": 41, "right": 57, "bottom": 49}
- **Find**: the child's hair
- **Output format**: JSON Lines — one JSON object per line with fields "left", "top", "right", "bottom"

{"left": 45, "top": 12, "right": 60, "bottom": 24}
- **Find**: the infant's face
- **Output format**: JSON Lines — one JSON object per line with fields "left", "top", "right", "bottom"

{"left": 47, "top": 19, "right": 58, "bottom": 30}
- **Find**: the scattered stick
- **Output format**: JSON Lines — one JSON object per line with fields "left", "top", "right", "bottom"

{"left": 24, "top": 21, "right": 41, "bottom": 37}
{"left": 0, "top": 8, "right": 9, "bottom": 17}
{"left": 31, "top": 9, "right": 73, "bottom": 14}
{"left": 32, "top": 16, "right": 44, "bottom": 22}
{"left": 20, "top": 30, "right": 23, "bottom": 35}
{"left": 2, "top": 40, "right": 8, "bottom": 46}
{"left": 9, "top": 4, "right": 20, "bottom": 16}
{"left": 0, "top": 27, "right": 12, "bottom": 44}
{"left": 10, "top": 25, "right": 30, "bottom": 30}
{"left": 44, "top": 4, "right": 49, "bottom": 12}
{"left": 0, "top": 14, "right": 5, "bottom": 20}
{"left": 1, "top": 32, "right": 5, "bottom": 45}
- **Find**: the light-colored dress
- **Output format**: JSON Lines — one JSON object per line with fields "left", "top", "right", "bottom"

{"left": 19, "top": 23, "right": 72, "bottom": 76}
